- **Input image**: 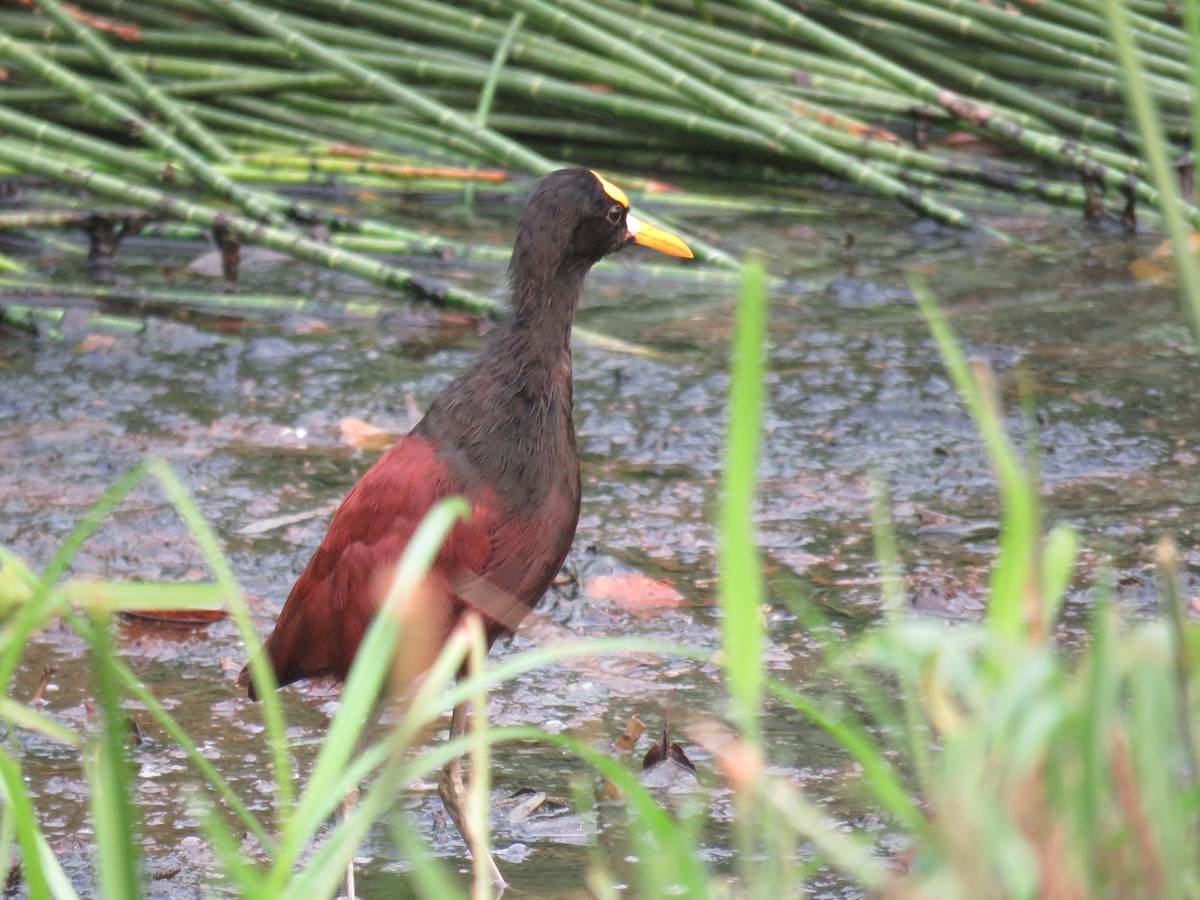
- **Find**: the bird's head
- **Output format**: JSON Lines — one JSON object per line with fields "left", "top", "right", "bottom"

{"left": 509, "top": 168, "right": 692, "bottom": 294}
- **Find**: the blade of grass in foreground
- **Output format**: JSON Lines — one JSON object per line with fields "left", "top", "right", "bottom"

{"left": 909, "top": 275, "right": 1038, "bottom": 643}
{"left": 720, "top": 258, "right": 768, "bottom": 741}
{"left": 767, "top": 679, "right": 923, "bottom": 831}
{"left": 465, "top": 614, "right": 494, "bottom": 900}
{"left": 143, "top": 458, "right": 296, "bottom": 829}
{"left": 0, "top": 464, "right": 148, "bottom": 693}
{"left": 0, "top": 747, "right": 61, "bottom": 900}
{"left": 270, "top": 497, "right": 470, "bottom": 884}
{"left": 87, "top": 613, "right": 141, "bottom": 900}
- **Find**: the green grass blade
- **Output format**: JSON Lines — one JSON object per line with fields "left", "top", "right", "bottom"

{"left": 721, "top": 257, "right": 769, "bottom": 739}
{"left": 0, "top": 465, "right": 149, "bottom": 693}
{"left": 143, "top": 458, "right": 296, "bottom": 828}
{"left": 0, "top": 699, "right": 81, "bottom": 747}
{"left": 870, "top": 474, "right": 906, "bottom": 617}
{"left": 465, "top": 11, "right": 525, "bottom": 211}
{"left": 0, "top": 747, "right": 52, "bottom": 900}
{"left": 542, "top": 732, "right": 711, "bottom": 896}
{"left": 273, "top": 497, "right": 470, "bottom": 883}
{"left": 38, "top": 463, "right": 148, "bottom": 588}
{"left": 62, "top": 580, "right": 226, "bottom": 611}
{"left": 392, "top": 820, "right": 466, "bottom": 899}
{"left": 465, "top": 616, "right": 493, "bottom": 900}
{"left": 909, "top": 274, "right": 1037, "bottom": 642}
{"left": 1040, "top": 524, "right": 1078, "bottom": 634}
{"left": 767, "top": 679, "right": 923, "bottom": 830}
{"left": 86, "top": 613, "right": 142, "bottom": 900}
{"left": 0, "top": 546, "right": 37, "bottom": 619}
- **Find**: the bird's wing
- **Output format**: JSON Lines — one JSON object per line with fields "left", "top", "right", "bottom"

{"left": 244, "top": 434, "right": 494, "bottom": 693}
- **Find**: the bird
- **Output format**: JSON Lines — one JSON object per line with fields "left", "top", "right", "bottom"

{"left": 236, "top": 167, "right": 693, "bottom": 887}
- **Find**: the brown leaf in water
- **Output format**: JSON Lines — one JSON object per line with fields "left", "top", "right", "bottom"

{"left": 614, "top": 713, "right": 646, "bottom": 753}
{"left": 642, "top": 703, "right": 696, "bottom": 775}
{"left": 78, "top": 333, "right": 116, "bottom": 354}
{"left": 586, "top": 573, "right": 685, "bottom": 617}
{"left": 31, "top": 667, "right": 56, "bottom": 705}
{"left": 339, "top": 417, "right": 399, "bottom": 452}
{"left": 121, "top": 608, "right": 227, "bottom": 624}
{"left": 642, "top": 735, "right": 696, "bottom": 774}
{"left": 1130, "top": 233, "right": 1200, "bottom": 285}
{"left": 284, "top": 317, "right": 333, "bottom": 336}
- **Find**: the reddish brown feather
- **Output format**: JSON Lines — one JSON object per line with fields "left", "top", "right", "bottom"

{"left": 239, "top": 435, "right": 493, "bottom": 696}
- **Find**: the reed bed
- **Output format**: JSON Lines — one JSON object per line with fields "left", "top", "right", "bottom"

{"left": 2, "top": 0, "right": 1197, "bottom": 304}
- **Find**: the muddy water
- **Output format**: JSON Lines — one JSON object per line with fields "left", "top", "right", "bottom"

{"left": 2, "top": 187, "right": 1199, "bottom": 897}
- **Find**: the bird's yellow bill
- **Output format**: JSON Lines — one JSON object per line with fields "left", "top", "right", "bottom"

{"left": 626, "top": 213, "right": 694, "bottom": 259}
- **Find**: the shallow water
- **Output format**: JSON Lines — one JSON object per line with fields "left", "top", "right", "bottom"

{"left": 2, "top": 183, "right": 1199, "bottom": 896}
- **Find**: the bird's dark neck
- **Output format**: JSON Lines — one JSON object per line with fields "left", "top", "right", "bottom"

{"left": 416, "top": 264, "right": 584, "bottom": 507}
{"left": 496, "top": 262, "right": 586, "bottom": 372}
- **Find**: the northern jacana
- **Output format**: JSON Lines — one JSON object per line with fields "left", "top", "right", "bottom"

{"left": 238, "top": 168, "right": 693, "bottom": 886}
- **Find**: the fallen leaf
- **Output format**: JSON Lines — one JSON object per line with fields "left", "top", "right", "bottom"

{"left": 614, "top": 713, "right": 646, "bottom": 753}
{"left": 642, "top": 700, "right": 696, "bottom": 775}
{"left": 31, "top": 666, "right": 56, "bottom": 705}
{"left": 339, "top": 417, "right": 398, "bottom": 452}
{"left": 1131, "top": 232, "right": 1200, "bottom": 285}
{"left": 121, "top": 608, "right": 228, "bottom": 624}
{"left": 586, "top": 572, "right": 685, "bottom": 617}
{"left": 79, "top": 333, "right": 116, "bottom": 354}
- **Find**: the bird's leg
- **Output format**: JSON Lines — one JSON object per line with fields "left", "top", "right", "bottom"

{"left": 340, "top": 699, "right": 386, "bottom": 900}
{"left": 437, "top": 700, "right": 506, "bottom": 888}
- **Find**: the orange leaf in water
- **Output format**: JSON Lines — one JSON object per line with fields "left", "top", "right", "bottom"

{"left": 586, "top": 573, "right": 685, "bottom": 617}
{"left": 339, "top": 417, "right": 398, "bottom": 452}
{"left": 614, "top": 713, "right": 646, "bottom": 753}
{"left": 79, "top": 333, "right": 116, "bottom": 354}
{"left": 122, "top": 608, "right": 228, "bottom": 624}
{"left": 1130, "top": 232, "right": 1200, "bottom": 286}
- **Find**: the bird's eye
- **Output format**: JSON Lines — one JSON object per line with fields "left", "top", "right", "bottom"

{"left": 606, "top": 204, "right": 624, "bottom": 226}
